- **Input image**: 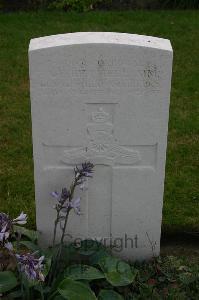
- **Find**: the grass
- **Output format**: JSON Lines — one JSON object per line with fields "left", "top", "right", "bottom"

{"left": 0, "top": 10, "right": 198, "bottom": 232}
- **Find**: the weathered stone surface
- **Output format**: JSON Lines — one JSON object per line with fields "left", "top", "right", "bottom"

{"left": 29, "top": 32, "right": 173, "bottom": 259}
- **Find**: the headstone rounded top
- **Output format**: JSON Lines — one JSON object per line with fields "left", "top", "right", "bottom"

{"left": 29, "top": 32, "right": 172, "bottom": 52}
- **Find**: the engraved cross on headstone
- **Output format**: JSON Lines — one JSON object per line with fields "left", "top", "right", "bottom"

{"left": 29, "top": 32, "right": 173, "bottom": 259}
{"left": 43, "top": 105, "right": 157, "bottom": 241}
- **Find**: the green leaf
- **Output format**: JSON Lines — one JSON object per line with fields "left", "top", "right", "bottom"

{"left": 64, "top": 264, "right": 105, "bottom": 281}
{"left": 179, "top": 273, "right": 196, "bottom": 285}
{"left": 19, "top": 240, "right": 41, "bottom": 252}
{"left": 90, "top": 249, "right": 110, "bottom": 265}
{"left": 78, "top": 280, "right": 90, "bottom": 287}
{"left": 13, "top": 225, "right": 39, "bottom": 242}
{"left": 98, "top": 289, "right": 124, "bottom": 300}
{"left": 60, "top": 244, "right": 78, "bottom": 264}
{"left": 0, "top": 271, "right": 18, "bottom": 294}
{"left": 99, "top": 256, "right": 137, "bottom": 286}
{"left": 43, "top": 255, "right": 52, "bottom": 277}
{"left": 7, "top": 290, "right": 22, "bottom": 299}
{"left": 58, "top": 278, "right": 97, "bottom": 300}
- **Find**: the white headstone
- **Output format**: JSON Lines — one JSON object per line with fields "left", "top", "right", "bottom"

{"left": 29, "top": 32, "right": 173, "bottom": 260}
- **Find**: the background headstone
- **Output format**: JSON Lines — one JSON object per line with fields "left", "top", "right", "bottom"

{"left": 29, "top": 32, "right": 173, "bottom": 259}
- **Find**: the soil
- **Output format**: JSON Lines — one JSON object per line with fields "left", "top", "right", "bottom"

{"left": 160, "top": 231, "right": 199, "bottom": 262}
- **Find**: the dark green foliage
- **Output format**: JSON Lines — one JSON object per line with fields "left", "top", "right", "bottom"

{"left": 98, "top": 256, "right": 137, "bottom": 286}
{"left": 160, "top": 0, "right": 199, "bottom": 9}
{"left": 95, "top": 0, "right": 159, "bottom": 10}
{"left": 48, "top": 0, "right": 111, "bottom": 12}
{"left": 0, "top": 233, "right": 199, "bottom": 298}
{"left": 98, "top": 289, "right": 124, "bottom": 299}
{"left": 58, "top": 278, "right": 97, "bottom": 299}
{"left": 0, "top": 271, "right": 18, "bottom": 293}
{"left": 49, "top": 0, "right": 199, "bottom": 11}
{"left": 0, "top": 0, "right": 198, "bottom": 11}
{"left": 64, "top": 265, "right": 105, "bottom": 280}
{"left": 0, "top": 0, "right": 46, "bottom": 11}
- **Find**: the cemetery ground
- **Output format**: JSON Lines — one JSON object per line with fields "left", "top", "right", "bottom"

{"left": 0, "top": 11, "right": 199, "bottom": 299}
{"left": 0, "top": 10, "right": 198, "bottom": 253}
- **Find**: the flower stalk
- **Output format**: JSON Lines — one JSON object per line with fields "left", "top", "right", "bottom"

{"left": 48, "top": 161, "right": 94, "bottom": 284}
{"left": 51, "top": 161, "right": 94, "bottom": 247}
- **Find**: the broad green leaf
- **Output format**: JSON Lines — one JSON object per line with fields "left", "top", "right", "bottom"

{"left": 19, "top": 240, "right": 41, "bottom": 252}
{"left": 99, "top": 256, "right": 137, "bottom": 286}
{"left": 78, "top": 280, "right": 90, "bottom": 287}
{"left": 43, "top": 256, "right": 52, "bottom": 277}
{"left": 58, "top": 278, "right": 97, "bottom": 300}
{"left": 64, "top": 264, "right": 105, "bottom": 281}
{"left": 60, "top": 244, "right": 78, "bottom": 264}
{"left": 0, "top": 271, "right": 18, "bottom": 293}
{"left": 90, "top": 249, "right": 110, "bottom": 265}
{"left": 7, "top": 290, "right": 22, "bottom": 299}
{"left": 13, "top": 225, "right": 39, "bottom": 242}
{"left": 98, "top": 289, "right": 124, "bottom": 300}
